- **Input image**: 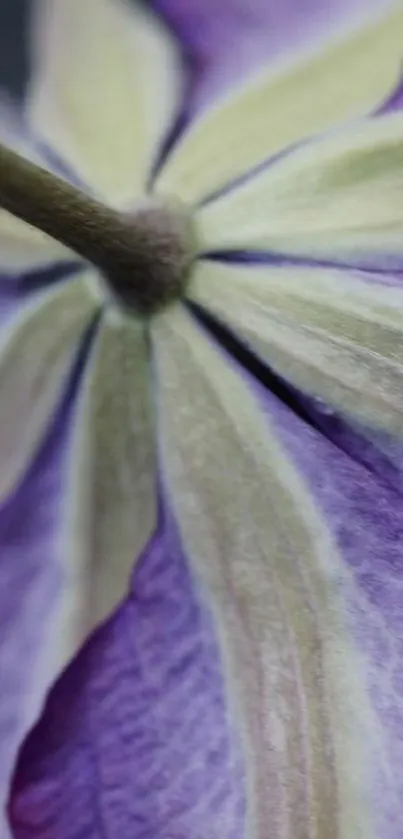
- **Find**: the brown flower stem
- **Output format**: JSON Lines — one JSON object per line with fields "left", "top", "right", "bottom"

{"left": 0, "top": 142, "right": 193, "bottom": 314}
{"left": 0, "top": 142, "right": 127, "bottom": 259}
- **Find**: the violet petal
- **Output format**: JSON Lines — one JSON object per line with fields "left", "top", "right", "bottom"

{"left": 9, "top": 498, "right": 245, "bottom": 839}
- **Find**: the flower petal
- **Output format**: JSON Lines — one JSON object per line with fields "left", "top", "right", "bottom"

{"left": 65, "top": 310, "right": 156, "bottom": 631}
{"left": 196, "top": 111, "right": 403, "bottom": 268}
{"left": 10, "top": 500, "right": 244, "bottom": 839}
{"left": 152, "top": 305, "right": 373, "bottom": 839}
{"left": 155, "top": 2, "right": 403, "bottom": 206}
{"left": 190, "top": 259, "right": 403, "bottom": 436}
{"left": 0, "top": 272, "right": 97, "bottom": 505}
{"left": 29, "top": 0, "right": 182, "bottom": 205}
{"left": 153, "top": 0, "right": 396, "bottom": 115}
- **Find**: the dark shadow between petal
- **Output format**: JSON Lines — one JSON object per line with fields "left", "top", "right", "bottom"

{"left": 200, "top": 249, "right": 403, "bottom": 276}
{"left": 0, "top": 308, "right": 102, "bottom": 512}
{"left": 188, "top": 300, "right": 403, "bottom": 498}
{"left": 16, "top": 260, "right": 83, "bottom": 295}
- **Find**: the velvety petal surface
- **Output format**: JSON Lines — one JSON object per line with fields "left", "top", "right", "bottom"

{"left": 9, "top": 499, "right": 245, "bottom": 839}
{"left": 197, "top": 112, "right": 403, "bottom": 268}
{"left": 28, "top": 0, "right": 183, "bottom": 205}
{"left": 152, "top": 305, "right": 372, "bottom": 839}
{"left": 66, "top": 307, "right": 156, "bottom": 632}
{"left": 189, "top": 259, "right": 403, "bottom": 436}
{"left": 153, "top": 0, "right": 398, "bottom": 114}
{"left": 155, "top": 2, "right": 403, "bottom": 206}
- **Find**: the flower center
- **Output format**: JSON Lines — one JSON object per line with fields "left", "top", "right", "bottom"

{"left": 98, "top": 198, "right": 196, "bottom": 316}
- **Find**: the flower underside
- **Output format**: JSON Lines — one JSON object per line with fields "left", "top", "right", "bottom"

{"left": 5, "top": 0, "right": 403, "bottom": 836}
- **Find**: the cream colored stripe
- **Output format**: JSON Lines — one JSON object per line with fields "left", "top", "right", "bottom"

{"left": 156, "top": 2, "right": 403, "bottom": 206}
{"left": 64, "top": 308, "right": 156, "bottom": 641}
{"left": 152, "top": 305, "right": 373, "bottom": 839}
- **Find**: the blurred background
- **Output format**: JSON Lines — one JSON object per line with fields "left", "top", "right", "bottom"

{"left": 0, "top": 0, "right": 27, "bottom": 98}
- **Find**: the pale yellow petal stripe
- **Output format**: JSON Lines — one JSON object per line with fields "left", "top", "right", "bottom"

{"left": 196, "top": 111, "right": 403, "bottom": 263}
{"left": 156, "top": 1, "right": 403, "bottom": 206}
{"left": 152, "top": 305, "right": 374, "bottom": 839}
{"left": 0, "top": 272, "right": 97, "bottom": 504}
{"left": 190, "top": 260, "right": 403, "bottom": 434}
{"left": 64, "top": 309, "right": 155, "bottom": 638}
{"left": 29, "top": 0, "right": 182, "bottom": 205}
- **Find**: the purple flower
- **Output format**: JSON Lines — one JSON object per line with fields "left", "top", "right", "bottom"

{"left": 0, "top": 0, "right": 402, "bottom": 837}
